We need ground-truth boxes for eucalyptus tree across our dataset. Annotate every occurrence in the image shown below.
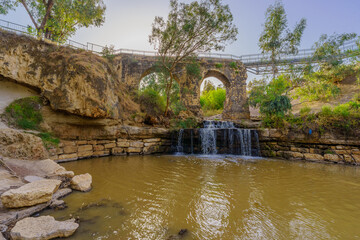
[259,1,307,79]
[0,0,106,42]
[149,0,238,116]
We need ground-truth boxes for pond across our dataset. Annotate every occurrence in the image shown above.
[43,155,360,239]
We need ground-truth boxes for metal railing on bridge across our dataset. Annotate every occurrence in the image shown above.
[1,18,359,74]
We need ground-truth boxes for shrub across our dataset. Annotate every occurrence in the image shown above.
[299,106,311,116]
[137,88,166,116]
[5,96,43,130]
[171,117,198,129]
[186,61,201,79]
[229,62,237,69]
[101,45,115,61]
[200,88,226,110]
[37,132,60,149]
[215,63,223,68]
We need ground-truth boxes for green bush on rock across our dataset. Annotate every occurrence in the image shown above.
[4,96,43,130]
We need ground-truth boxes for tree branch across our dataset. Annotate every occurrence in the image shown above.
[20,0,39,30]
[39,0,54,31]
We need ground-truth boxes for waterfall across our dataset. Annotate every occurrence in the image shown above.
[176,129,184,153]
[173,120,260,156]
[200,127,217,154]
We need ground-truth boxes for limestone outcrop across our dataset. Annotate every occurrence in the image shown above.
[71,173,92,192]
[0,31,139,119]
[10,216,78,240]
[1,179,61,208]
[1,158,74,179]
[0,128,48,160]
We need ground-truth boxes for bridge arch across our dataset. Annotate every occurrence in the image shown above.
[202,69,230,89]
[197,70,231,117]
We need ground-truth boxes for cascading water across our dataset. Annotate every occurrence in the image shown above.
[173,120,261,156]
[176,129,184,153]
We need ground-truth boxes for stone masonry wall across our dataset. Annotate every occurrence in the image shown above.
[49,137,172,162]
[258,128,360,165]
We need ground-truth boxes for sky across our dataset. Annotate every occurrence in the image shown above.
[2,0,360,86]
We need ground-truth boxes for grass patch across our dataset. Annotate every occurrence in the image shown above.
[4,96,43,130]
[215,63,223,69]
[37,132,60,149]
[171,117,198,129]
[203,109,223,117]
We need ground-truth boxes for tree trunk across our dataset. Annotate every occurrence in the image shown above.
[39,0,54,32]
[163,73,174,116]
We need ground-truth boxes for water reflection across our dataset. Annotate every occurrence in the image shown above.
[42,155,360,239]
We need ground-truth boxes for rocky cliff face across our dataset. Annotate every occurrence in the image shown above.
[0,128,48,160]
[0,31,139,119]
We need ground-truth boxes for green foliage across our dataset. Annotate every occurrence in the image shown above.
[259,1,306,78]
[37,132,60,149]
[249,75,292,117]
[137,88,166,116]
[215,63,223,69]
[171,117,198,129]
[287,98,360,133]
[312,33,357,69]
[200,88,226,110]
[294,33,358,102]
[186,61,201,79]
[202,80,215,92]
[149,0,238,115]
[138,72,182,116]
[294,77,340,101]
[101,45,115,62]
[202,109,223,117]
[299,106,311,116]
[0,0,15,14]
[229,62,237,69]
[1,0,106,42]
[5,96,43,130]
[149,0,238,55]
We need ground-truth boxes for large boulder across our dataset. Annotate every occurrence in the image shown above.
[71,173,92,192]
[2,159,74,179]
[10,216,78,240]
[1,179,61,208]
[0,128,48,160]
[0,31,139,119]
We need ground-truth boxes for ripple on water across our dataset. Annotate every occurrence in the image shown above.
[42,155,360,240]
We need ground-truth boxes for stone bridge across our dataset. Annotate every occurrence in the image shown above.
[113,54,249,120]
[0,31,249,120]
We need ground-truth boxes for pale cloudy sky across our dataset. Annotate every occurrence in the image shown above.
[3,0,360,86]
[3,0,360,56]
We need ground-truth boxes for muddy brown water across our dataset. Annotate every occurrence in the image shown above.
[42,155,360,239]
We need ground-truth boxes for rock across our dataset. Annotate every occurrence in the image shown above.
[2,159,74,179]
[324,154,342,162]
[282,151,303,159]
[24,175,45,183]
[0,167,24,194]
[127,147,142,153]
[0,128,48,160]
[0,232,4,240]
[0,188,72,226]
[0,31,139,119]
[10,216,78,240]
[303,153,324,161]
[1,179,61,208]
[71,173,92,192]
[167,229,188,240]
[129,141,144,148]
[49,199,67,210]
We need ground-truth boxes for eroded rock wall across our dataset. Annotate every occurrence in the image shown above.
[0,31,139,119]
[258,128,360,165]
